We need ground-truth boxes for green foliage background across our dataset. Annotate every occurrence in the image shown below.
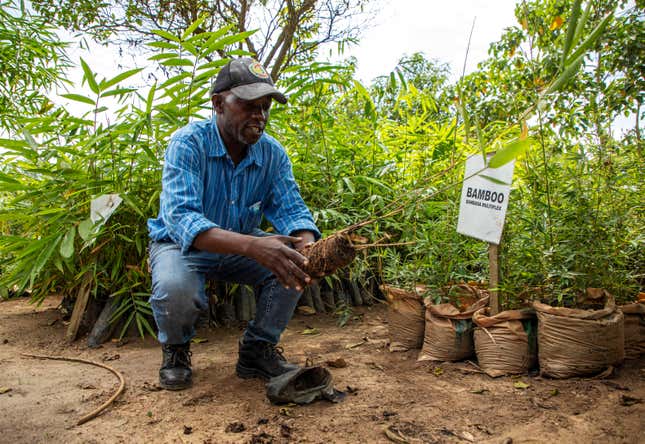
[0,0,642,335]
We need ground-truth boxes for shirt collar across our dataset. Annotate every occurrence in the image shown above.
[210,115,264,167]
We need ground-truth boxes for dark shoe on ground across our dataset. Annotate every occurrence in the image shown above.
[159,343,192,390]
[236,339,299,380]
[266,366,346,405]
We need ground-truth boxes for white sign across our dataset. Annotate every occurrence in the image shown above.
[457,154,515,245]
[90,194,123,224]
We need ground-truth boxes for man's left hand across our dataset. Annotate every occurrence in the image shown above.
[290,230,316,251]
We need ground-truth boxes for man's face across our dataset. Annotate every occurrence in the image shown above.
[213,92,272,148]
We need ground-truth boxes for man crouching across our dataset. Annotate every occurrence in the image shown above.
[147,57,319,390]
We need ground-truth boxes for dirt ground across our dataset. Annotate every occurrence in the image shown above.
[0,296,643,444]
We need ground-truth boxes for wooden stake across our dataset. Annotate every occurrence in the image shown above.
[65,273,93,343]
[488,243,500,315]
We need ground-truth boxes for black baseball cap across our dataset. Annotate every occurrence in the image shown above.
[210,57,287,104]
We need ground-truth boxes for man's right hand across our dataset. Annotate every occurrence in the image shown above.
[245,235,312,291]
[193,228,312,291]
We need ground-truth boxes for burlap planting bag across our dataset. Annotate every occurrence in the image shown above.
[534,288,624,379]
[473,307,537,377]
[382,284,426,352]
[620,301,644,359]
[418,286,489,362]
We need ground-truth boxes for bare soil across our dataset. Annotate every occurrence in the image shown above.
[0,296,643,444]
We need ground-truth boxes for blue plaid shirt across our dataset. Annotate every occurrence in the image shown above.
[148,116,320,253]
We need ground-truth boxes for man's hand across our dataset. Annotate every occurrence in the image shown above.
[290,230,316,251]
[245,235,312,291]
[193,227,315,291]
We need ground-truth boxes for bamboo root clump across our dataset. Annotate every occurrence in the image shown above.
[299,232,357,277]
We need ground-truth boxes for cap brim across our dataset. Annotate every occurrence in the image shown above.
[230,82,287,104]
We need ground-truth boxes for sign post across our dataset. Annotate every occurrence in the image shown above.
[457,154,515,314]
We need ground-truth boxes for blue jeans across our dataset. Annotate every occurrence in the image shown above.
[148,232,302,346]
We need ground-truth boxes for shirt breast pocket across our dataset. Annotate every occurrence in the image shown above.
[240,201,263,233]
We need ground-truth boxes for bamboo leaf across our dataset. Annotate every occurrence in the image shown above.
[31,235,62,282]
[80,57,100,94]
[343,177,356,193]
[100,88,136,98]
[120,194,145,218]
[101,68,143,90]
[146,83,157,115]
[119,311,136,339]
[355,175,392,190]
[60,225,76,259]
[78,218,94,241]
[158,72,192,89]
[488,138,533,168]
[61,93,95,105]
[474,116,486,161]
[479,174,511,186]
[21,128,38,149]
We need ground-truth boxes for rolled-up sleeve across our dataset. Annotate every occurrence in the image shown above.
[264,150,320,240]
[160,137,219,253]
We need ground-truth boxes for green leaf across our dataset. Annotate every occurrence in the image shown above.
[474,116,486,161]
[146,83,157,115]
[301,328,320,335]
[120,194,145,218]
[182,41,198,56]
[160,58,194,67]
[355,175,392,190]
[100,68,143,90]
[513,381,530,389]
[78,218,94,241]
[59,225,76,259]
[148,53,176,61]
[206,30,255,52]
[199,24,235,56]
[181,14,209,41]
[196,59,229,71]
[21,128,38,149]
[80,57,99,94]
[488,138,533,168]
[158,72,192,89]
[146,41,178,50]
[191,337,208,344]
[343,177,355,193]
[152,29,180,42]
[61,93,95,105]
[479,174,511,186]
[100,88,136,98]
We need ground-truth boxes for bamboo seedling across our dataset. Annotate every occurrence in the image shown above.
[300,1,614,278]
